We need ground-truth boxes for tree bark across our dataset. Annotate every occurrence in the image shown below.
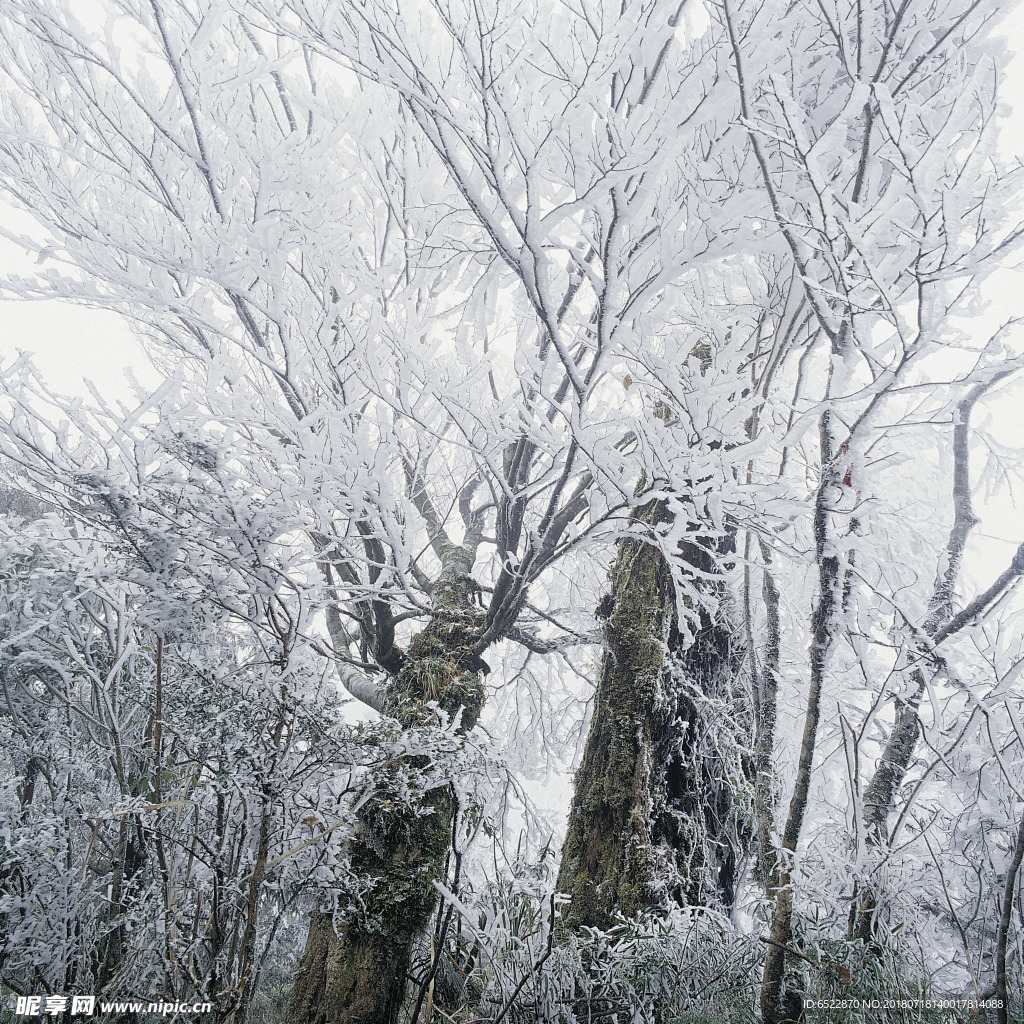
[284,786,455,1024]
[850,678,924,945]
[994,810,1024,1024]
[556,502,743,930]
[285,553,486,1024]
[760,409,844,1024]
[753,541,782,896]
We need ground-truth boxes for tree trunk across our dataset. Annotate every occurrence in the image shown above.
[753,540,782,896]
[850,375,1015,945]
[556,503,743,930]
[849,681,923,945]
[760,415,843,1024]
[994,810,1024,1024]
[284,786,454,1024]
[286,557,486,1024]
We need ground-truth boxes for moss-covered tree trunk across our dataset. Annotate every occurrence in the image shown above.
[556,503,743,930]
[286,551,486,1024]
[283,783,457,1024]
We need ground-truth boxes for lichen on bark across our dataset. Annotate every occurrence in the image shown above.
[556,519,670,930]
[556,503,745,931]
[286,556,487,1024]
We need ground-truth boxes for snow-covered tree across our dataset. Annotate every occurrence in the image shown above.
[0,0,1022,1022]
